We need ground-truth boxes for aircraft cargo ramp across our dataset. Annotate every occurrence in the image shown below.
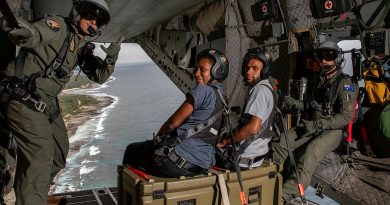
[53,187,118,205]
[311,151,390,205]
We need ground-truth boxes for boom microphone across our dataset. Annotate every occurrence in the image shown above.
[299,77,307,101]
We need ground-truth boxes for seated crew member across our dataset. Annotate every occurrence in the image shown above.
[123,49,229,177]
[271,41,358,203]
[216,49,277,169]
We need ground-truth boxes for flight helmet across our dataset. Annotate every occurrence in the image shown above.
[196,49,229,82]
[314,41,343,65]
[242,48,271,79]
[314,41,343,76]
[70,0,110,28]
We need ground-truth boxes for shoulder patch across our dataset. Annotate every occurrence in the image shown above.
[343,84,354,91]
[45,18,61,32]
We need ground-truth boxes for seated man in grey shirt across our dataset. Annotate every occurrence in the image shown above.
[217,49,277,169]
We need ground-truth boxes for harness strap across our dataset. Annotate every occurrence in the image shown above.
[154,146,206,174]
[14,49,27,79]
[324,72,345,115]
[177,87,227,142]
[177,110,223,141]
[11,87,46,112]
[238,153,267,167]
[6,32,70,115]
[44,32,71,78]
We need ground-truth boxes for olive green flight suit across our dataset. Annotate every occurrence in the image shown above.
[3,15,115,205]
[271,71,359,202]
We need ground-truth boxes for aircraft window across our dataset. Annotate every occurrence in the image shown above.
[338,40,362,77]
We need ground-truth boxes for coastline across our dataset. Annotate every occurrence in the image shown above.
[4,93,115,202]
[63,94,114,137]
[50,93,114,194]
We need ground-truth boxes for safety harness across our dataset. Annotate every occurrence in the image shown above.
[154,86,227,173]
[316,72,346,116]
[226,82,278,167]
[2,32,70,121]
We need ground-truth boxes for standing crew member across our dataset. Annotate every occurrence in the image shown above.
[1,0,121,204]
[271,41,358,203]
[217,49,277,169]
[123,49,229,177]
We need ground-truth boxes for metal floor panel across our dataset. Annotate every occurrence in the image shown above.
[54,187,117,205]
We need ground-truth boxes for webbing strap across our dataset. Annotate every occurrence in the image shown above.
[177,87,226,142]
[44,32,71,77]
[209,169,230,205]
[177,110,223,141]
[238,153,267,167]
[14,49,27,79]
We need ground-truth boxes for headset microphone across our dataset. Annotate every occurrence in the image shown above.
[87,25,102,36]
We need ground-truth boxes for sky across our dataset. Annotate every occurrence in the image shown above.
[94,40,363,70]
[338,40,362,76]
[94,43,153,65]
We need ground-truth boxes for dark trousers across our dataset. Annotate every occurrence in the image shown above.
[123,140,197,178]
[7,100,68,205]
[271,127,342,202]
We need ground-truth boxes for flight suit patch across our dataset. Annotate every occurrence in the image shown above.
[343,84,354,91]
[45,18,61,32]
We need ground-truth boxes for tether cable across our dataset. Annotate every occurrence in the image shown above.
[275,107,307,204]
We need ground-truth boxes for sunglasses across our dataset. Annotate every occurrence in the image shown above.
[315,49,338,61]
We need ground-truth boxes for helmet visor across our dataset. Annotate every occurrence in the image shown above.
[78,2,110,28]
[315,49,338,61]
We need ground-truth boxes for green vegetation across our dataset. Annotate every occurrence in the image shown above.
[59,73,99,119]
[58,93,98,120]
[65,73,98,89]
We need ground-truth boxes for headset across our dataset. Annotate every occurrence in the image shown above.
[196,49,229,82]
[242,48,271,79]
[314,41,344,66]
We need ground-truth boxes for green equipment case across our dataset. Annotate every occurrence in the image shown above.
[117,161,282,205]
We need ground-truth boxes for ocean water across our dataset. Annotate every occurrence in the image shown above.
[54,62,184,192]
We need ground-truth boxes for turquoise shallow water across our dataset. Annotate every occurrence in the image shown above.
[54,62,183,192]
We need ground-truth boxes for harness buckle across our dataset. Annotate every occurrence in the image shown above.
[247,158,254,167]
[52,59,61,69]
[176,157,187,169]
[153,135,163,144]
[6,82,16,91]
[22,94,31,101]
[162,146,173,157]
[35,101,47,112]
[46,71,55,78]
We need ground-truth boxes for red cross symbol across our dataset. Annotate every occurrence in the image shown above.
[325,0,333,10]
[262,4,268,13]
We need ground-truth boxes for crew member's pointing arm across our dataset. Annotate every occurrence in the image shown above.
[79,42,121,84]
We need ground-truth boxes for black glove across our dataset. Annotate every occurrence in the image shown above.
[283,95,304,111]
[299,119,318,138]
[101,43,121,64]
[309,100,322,111]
